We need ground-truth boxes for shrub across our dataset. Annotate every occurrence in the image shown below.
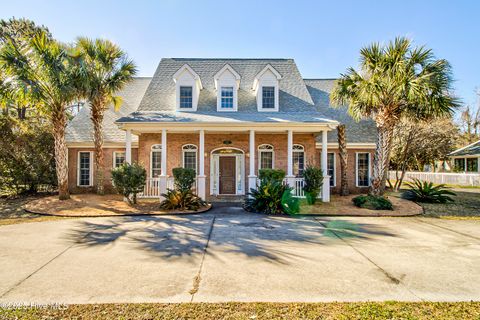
[402,179,456,203]
[111,163,147,204]
[302,166,323,205]
[258,169,286,183]
[159,167,206,211]
[160,189,206,211]
[352,195,393,210]
[245,179,298,215]
[172,167,196,192]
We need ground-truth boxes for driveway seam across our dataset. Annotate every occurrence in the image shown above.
[314,218,424,301]
[414,218,480,241]
[0,226,98,299]
[189,216,216,302]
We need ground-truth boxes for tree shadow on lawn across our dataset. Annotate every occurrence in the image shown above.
[64,214,397,263]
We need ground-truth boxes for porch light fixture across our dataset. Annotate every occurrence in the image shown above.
[223,140,232,145]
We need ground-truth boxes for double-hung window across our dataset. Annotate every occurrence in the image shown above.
[179,86,193,109]
[262,86,275,109]
[113,151,126,168]
[293,144,305,177]
[78,151,92,186]
[258,144,274,171]
[327,152,335,187]
[220,87,234,109]
[151,144,162,178]
[466,158,478,172]
[182,144,197,172]
[356,153,371,187]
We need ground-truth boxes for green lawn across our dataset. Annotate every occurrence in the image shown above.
[1,302,479,320]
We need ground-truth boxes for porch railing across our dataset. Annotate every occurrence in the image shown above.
[283,178,306,198]
[139,177,198,198]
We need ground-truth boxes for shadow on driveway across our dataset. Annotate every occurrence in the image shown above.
[65,212,397,263]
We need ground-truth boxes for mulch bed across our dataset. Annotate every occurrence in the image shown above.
[24,194,211,217]
[299,194,423,217]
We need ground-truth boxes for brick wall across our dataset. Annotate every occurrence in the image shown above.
[67,147,138,193]
[68,135,374,195]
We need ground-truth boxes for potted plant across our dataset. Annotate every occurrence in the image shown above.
[302,166,323,205]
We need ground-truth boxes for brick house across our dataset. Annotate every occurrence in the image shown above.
[66,58,376,202]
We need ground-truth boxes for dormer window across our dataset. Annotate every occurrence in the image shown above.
[262,86,275,109]
[214,64,240,111]
[173,64,202,111]
[221,87,234,109]
[179,86,193,109]
[253,64,282,112]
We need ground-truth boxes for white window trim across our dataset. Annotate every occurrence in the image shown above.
[215,64,240,112]
[257,144,275,172]
[150,144,162,178]
[182,144,198,172]
[217,86,238,112]
[253,64,281,112]
[112,151,126,169]
[77,151,93,187]
[173,64,202,111]
[328,152,336,187]
[292,144,305,177]
[355,152,371,187]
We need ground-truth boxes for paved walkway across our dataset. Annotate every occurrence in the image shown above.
[0,208,479,304]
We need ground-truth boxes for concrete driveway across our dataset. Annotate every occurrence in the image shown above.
[0,208,479,304]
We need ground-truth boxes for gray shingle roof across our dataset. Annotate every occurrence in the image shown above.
[304,79,377,143]
[116,111,337,124]
[449,140,480,156]
[137,58,315,113]
[66,77,151,144]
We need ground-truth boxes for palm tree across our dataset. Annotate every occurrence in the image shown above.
[75,38,137,195]
[331,37,460,195]
[0,31,79,199]
[337,124,349,196]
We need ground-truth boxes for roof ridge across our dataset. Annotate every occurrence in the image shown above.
[304,78,338,81]
[165,58,294,61]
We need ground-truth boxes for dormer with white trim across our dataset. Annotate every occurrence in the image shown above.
[252,64,282,112]
[173,64,202,111]
[214,64,241,112]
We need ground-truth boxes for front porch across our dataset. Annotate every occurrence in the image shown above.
[120,123,334,202]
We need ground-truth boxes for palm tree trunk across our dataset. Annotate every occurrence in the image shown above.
[91,103,105,195]
[371,123,395,196]
[51,108,69,200]
[337,124,349,196]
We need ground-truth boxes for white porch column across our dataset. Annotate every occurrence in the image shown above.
[321,130,330,202]
[125,129,132,164]
[286,130,295,186]
[197,130,206,200]
[248,129,257,192]
[159,129,168,197]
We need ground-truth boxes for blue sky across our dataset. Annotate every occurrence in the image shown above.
[2,0,479,106]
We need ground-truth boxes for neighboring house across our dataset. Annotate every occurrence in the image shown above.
[66,58,377,202]
[449,140,480,173]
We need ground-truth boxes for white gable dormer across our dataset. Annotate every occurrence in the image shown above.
[173,64,203,111]
[252,64,282,112]
[214,64,241,112]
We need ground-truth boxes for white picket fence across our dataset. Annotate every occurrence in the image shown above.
[388,171,480,186]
